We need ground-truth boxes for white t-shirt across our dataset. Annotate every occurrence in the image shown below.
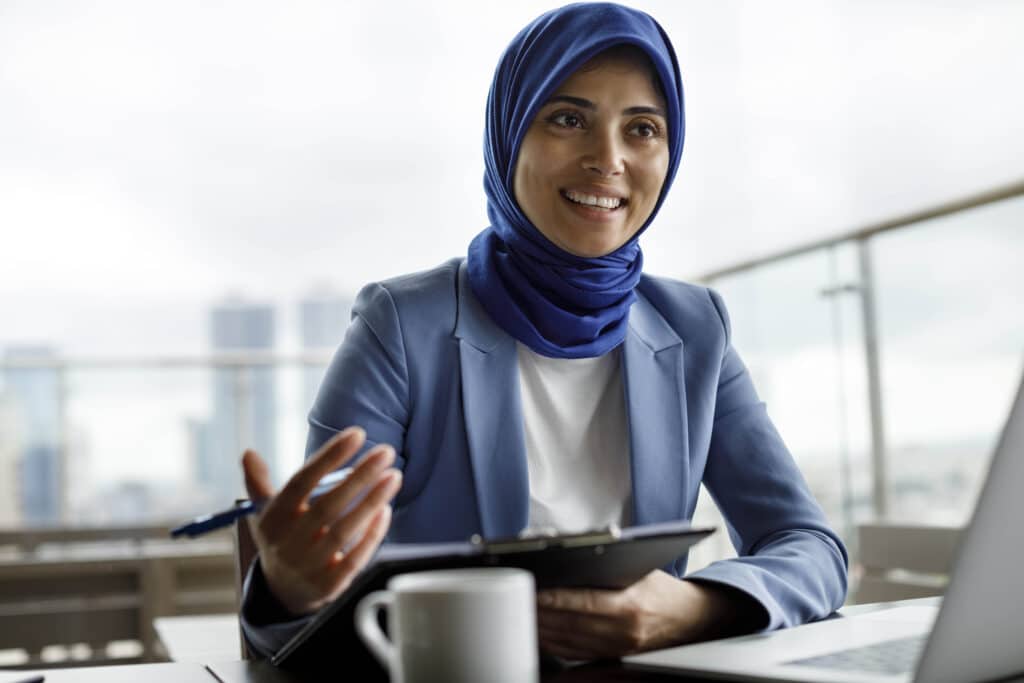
[515,342,632,533]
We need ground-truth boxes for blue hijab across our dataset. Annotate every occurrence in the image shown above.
[466,2,685,359]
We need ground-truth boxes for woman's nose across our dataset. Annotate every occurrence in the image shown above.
[581,129,625,177]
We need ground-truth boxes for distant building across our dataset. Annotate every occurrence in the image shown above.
[299,291,351,412]
[0,394,22,526]
[186,417,212,489]
[196,300,277,501]
[103,480,153,524]
[2,347,63,525]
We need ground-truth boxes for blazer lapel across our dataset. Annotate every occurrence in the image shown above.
[623,292,689,525]
[454,262,529,539]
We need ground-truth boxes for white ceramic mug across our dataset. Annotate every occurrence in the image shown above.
[354,567,539,683]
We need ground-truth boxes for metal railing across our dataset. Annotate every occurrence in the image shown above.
[0,525,235,668]
[2,177,1022,530]
[695,177,1024,522]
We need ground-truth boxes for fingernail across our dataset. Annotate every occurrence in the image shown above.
[369,444,396,463]
[340,426,365,441]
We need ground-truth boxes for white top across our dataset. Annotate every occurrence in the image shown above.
[515,342,632,533]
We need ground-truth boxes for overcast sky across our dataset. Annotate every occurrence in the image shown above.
[2,0,1023,356]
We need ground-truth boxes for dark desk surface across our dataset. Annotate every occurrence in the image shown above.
[201,599,944,683]
[19,598,1024,683]
[206,659,713,683]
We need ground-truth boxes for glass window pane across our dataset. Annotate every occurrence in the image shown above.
[873,196,1024,524]
[697,243,873,558]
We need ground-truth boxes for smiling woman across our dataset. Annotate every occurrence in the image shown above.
[236,1,848,671]
[514,46,670,257]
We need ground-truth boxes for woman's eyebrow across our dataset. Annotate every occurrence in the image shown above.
[545,95,666,118]
[623,105,666,118]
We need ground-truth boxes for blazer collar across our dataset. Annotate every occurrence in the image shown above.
[627,281,684,353]
[454,261,507,353]
[622,287,690,525]
[456,262,528,538]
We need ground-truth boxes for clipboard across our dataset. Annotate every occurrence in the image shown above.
[271,520,714,675]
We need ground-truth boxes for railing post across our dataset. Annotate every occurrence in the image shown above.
[821,245,858,544]
[858,238,889,518]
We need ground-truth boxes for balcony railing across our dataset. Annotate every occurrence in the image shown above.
[0,526,235,668]
[1,179,1022,627]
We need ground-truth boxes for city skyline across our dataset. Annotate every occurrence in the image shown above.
[0,291,353,527]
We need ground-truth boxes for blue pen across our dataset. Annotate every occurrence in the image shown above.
[169,467,353,538]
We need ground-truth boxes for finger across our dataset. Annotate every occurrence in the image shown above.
[242,449,274,501]
[243,451,274,545]
[537,587,618,615]
[303,470,402,569]
[300,444,396,535]
[321,504,393,596]
[265,427,365,524]
[537,605,619,635]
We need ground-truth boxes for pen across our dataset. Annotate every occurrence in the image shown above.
[169,467,353,538]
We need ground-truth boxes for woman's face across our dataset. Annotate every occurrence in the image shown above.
[513,51,670,258]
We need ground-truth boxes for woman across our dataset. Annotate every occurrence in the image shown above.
[240,1,848,664]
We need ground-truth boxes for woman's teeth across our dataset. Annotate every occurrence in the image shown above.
[563,190,622,210]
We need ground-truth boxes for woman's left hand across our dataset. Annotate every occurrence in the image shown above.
[536,570,763,660]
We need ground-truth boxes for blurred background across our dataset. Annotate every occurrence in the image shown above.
[1,0,1022,668]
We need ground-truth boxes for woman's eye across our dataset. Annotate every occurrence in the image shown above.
[549,112,584,128]
[630,121,661,138]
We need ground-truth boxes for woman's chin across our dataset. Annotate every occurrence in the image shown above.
[552,233,631,258]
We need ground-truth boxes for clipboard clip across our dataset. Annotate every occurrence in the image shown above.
[469,524,622,554]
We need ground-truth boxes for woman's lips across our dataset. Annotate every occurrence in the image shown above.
[561,188,626,210]
[560,190,625,221]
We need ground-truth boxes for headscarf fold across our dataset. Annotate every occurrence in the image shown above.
[467,2,685,359]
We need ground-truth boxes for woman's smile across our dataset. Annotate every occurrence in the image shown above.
[513,46,670,258]
[561,187,628,214]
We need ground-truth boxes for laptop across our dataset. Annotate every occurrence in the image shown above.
[625,372,1024,683]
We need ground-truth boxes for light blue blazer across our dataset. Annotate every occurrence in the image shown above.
[242,258,848,655]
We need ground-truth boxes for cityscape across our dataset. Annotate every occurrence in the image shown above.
[0,291,352,529]
[0,289,1000,546]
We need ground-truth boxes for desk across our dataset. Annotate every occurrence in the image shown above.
[0,662,216,683]
[23,598,1024,683]
[152,600,939,666]
[205,659,712,682]
[159,618,710,681]
[154,614,240,663]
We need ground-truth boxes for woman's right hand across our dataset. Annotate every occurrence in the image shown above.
[241,426,402,616]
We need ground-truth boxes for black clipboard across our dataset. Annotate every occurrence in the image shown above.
[271,520,714,676]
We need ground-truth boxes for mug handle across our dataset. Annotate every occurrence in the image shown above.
[355,589,395,668]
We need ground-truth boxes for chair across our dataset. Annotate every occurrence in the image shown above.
[234,506,259,659]
[853,523,962,604]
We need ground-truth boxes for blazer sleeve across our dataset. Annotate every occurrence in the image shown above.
[239,281,411,657]
[684,288,849,630]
